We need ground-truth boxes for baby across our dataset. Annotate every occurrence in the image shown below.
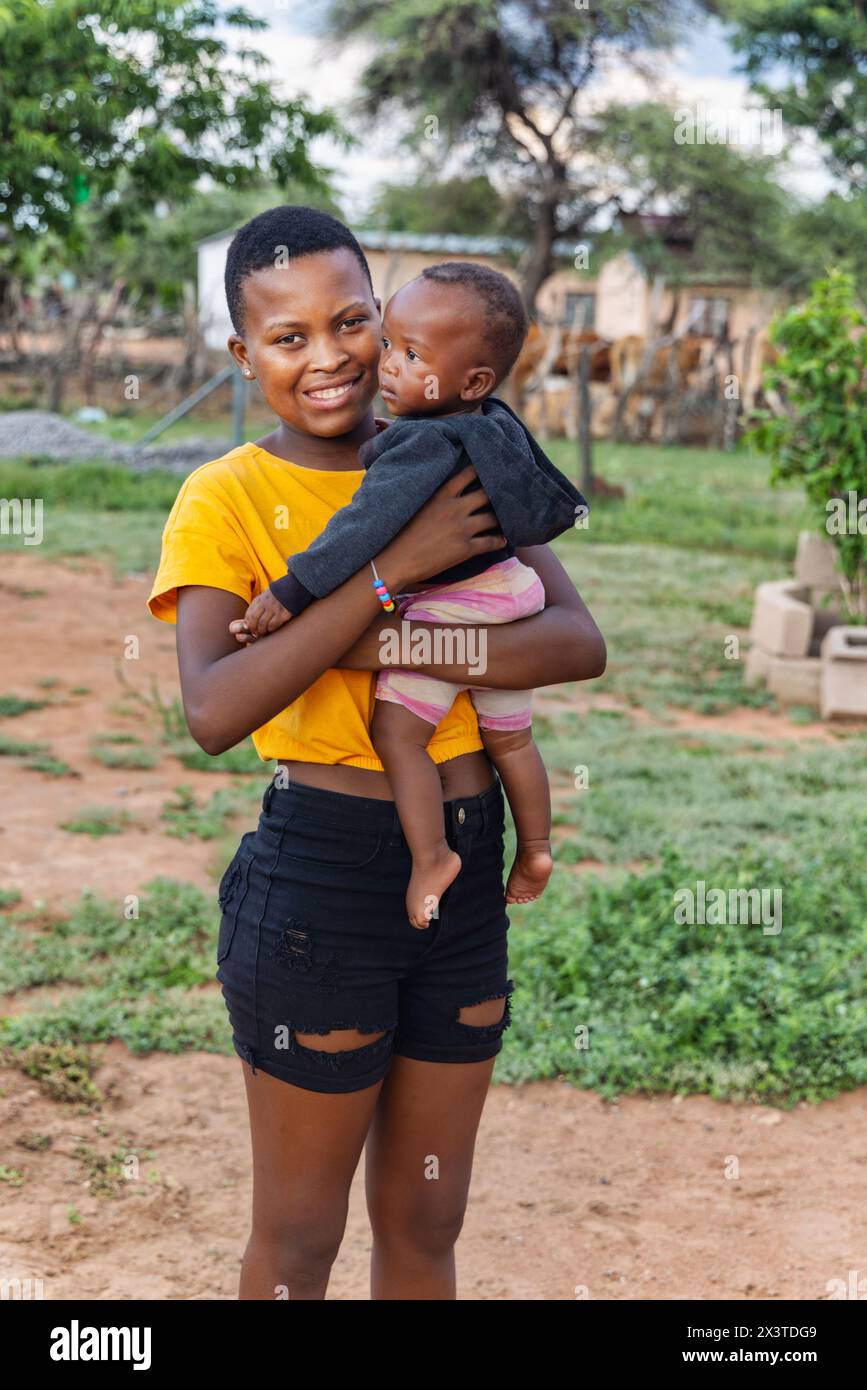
[239,263,588,927]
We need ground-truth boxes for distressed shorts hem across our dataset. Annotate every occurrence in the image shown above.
[231,1036,393,1094]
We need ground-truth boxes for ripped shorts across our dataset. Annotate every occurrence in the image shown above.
[216,775,515,1094]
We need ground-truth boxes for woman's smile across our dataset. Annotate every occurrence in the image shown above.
[303,371,366,410]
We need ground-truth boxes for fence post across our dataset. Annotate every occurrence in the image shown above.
[232,368,247,447]
[577,344,593,497]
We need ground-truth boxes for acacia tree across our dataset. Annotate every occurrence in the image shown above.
[0,0,339,405]
[716,0,867,188]
[0,0,338,260]
[323,0,695,308]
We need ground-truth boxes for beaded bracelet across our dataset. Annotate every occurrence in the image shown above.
[370,559,395,612]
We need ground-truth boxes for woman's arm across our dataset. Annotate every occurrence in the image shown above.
[334,542,607,688]
[175,466,507,754]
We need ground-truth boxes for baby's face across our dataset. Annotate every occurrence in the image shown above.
[378,278,492,416]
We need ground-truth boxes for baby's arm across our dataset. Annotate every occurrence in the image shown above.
[268,423,472,616]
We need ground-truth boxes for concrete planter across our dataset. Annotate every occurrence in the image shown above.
[745,532,860,713]
[820,628,867,718]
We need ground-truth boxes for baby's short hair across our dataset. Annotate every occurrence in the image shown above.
[225,205,373,335]
[420,261,529,382]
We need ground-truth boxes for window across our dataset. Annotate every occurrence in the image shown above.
[689,296,730,338]
[563,292,595,329]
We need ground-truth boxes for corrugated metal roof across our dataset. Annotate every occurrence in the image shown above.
[196,225,578,256]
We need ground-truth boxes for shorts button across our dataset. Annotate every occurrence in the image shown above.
[457,807,466,824]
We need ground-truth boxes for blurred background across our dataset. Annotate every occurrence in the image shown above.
[1,0,865,1302]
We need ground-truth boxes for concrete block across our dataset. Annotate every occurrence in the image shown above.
[795,531,840,589]
[765,654,822,707]
[746,643,821,705]
[749,580,813,659]
[820,626,867,718]
[745,642,772,687]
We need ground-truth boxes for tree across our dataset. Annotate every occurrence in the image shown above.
[593,101,803,290]
[96,179,346,316]
[323,0,696,308]
[0,0,340,266]
[715,0,867,187]
[366,174,532,239]
[748,270,867,621]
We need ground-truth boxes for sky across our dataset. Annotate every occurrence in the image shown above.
[228,3,833,219]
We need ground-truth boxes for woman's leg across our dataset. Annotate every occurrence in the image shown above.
[365,1047,503,1300]
[239,1054,384,1300]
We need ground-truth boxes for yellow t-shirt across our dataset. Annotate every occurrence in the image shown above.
[147,441,484,769]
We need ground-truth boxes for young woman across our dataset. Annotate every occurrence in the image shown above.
[148,207,606,1300]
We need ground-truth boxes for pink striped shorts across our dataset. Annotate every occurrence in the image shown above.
[374,556,546,732]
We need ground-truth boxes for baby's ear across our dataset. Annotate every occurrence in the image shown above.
[461,366,496,402]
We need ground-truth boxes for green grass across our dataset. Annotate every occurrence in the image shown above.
[547,439,815,561]
[546,540,779,714]
[59,807,134,837]
[89,740,160,770]
[73,407,273,446]
[0,736,47,757]
[0,695,47,717]
[0,458,183,511]
[160,780,263,840]
[0,880,229,1066]
[535,709,867,870]
[498,844,867,1103]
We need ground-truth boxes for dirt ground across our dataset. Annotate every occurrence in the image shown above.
[1,555,864,1301]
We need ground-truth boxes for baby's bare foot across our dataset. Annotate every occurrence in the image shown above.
[505,839,553,904]
[407,846,462,929]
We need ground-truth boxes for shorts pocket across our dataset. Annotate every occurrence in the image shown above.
[275,812,385,872]
[217,846,253,963]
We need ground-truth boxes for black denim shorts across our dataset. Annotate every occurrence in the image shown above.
[215,775,515,1094]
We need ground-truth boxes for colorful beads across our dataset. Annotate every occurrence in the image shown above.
[370,562,396,611]
[371,572,395,611]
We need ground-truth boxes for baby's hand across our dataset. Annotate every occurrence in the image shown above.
[232,589,292,643]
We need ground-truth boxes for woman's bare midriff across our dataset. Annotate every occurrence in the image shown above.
[277,749,495,801]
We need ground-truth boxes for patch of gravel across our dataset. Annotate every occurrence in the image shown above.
[0,410,127,461]
[0,410,234,473]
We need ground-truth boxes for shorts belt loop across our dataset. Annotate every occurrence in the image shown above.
[262,781,275,814]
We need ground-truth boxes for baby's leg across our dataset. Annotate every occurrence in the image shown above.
[472,689,553,904]
[370,693,461,930]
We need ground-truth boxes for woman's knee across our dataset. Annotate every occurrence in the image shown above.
[248,1215,345,1278]
[369,1197,466,1258]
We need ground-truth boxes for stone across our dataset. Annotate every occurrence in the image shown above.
[820,626,867,718]
[749,580,813,658]
[794,530,840,589]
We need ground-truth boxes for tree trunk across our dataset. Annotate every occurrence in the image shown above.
[518,192,558,313]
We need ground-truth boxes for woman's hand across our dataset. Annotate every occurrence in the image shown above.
[376,464,505,592]
[335,543,606,688]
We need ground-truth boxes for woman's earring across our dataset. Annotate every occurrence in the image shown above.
[243,369,253,378]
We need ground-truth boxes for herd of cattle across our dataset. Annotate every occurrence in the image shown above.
[506,321,781,445]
